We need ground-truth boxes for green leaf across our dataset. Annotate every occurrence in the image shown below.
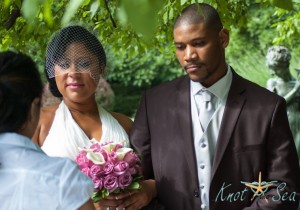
[169,8,174,20]
[82,0,91,6]
[91,189,109,202]
[270,0,293,10]
[181,0,187,6]
[43,0,53,27]
[90,0,99,18]
[163,11,168,24]
[127,181,141,190]
[98,0,105,7]
[4,0,11,8]
[22,0,39,25]
[119,0,163,42]
[61,0,85,25]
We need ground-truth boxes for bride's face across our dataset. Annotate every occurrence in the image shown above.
[54,42,101,103]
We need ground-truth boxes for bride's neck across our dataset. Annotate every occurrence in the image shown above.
[63,98,99,114]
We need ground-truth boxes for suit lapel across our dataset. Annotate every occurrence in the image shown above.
[211,71,246,180]
[175,76,199,183]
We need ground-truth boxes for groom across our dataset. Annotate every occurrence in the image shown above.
[130,3,300,210]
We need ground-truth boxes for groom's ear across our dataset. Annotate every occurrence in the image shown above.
[219,28,229,48]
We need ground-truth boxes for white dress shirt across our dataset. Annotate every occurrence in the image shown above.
[190,65,232,210]
[0,132,94,210]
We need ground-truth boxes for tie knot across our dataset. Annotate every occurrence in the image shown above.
[198,90,213,102]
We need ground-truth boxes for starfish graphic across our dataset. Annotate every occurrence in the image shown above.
[241,171,277,202]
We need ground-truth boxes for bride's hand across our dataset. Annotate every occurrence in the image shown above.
[115,179,157,210]
[95,194,126,210]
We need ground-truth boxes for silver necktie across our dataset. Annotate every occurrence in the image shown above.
[196,90,215,131]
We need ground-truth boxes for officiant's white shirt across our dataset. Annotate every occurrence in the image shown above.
[0,133,94,210]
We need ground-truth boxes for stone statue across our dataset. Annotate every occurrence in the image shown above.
[266,46,300,156]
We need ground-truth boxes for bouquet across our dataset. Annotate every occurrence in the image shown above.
[75,141,143,202]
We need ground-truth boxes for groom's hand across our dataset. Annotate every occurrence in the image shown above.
[116,179,157,210]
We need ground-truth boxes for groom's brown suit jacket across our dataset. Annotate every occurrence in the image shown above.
[130,70,300,210]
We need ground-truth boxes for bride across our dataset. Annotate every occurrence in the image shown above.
[32,25,132,160]
[32,25,132,209]
[32,25,156,210]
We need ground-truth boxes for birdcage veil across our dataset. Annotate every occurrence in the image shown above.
[45,24,106,82]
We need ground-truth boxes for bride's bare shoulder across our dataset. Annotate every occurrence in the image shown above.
[32,104,59,146]
[110,112,133,135]
[41,104,59,117]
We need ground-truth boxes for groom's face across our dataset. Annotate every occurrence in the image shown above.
[173,22,228,87]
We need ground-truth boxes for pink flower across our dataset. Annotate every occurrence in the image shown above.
[93,177,103,191]
[90,164,103,179]
[101,141,113,147]
[108,151,118,163]
[118,171,132,189]
[128,166,137,175]
[103,161,114,174]
[112,144,123,152]
[103,175,118,192]
[123,152,139,167]
[90,143,101,152]
[99,149,108,161]
[75,151,90,169]
[75,142,144,201]
[114,161,129,175]
[81,167,91,177]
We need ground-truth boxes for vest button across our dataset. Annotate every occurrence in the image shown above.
[194,189,200,197]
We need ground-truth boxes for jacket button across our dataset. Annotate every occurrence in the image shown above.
[194,189,200,197]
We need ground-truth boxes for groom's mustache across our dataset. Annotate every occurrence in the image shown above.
[184,61,204,70]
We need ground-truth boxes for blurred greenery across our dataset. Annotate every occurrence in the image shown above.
[0,1,299,205]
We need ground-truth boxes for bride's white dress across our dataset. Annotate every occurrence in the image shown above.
[42,101,130,160]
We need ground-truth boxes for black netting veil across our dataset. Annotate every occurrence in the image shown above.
[45,25,106,97]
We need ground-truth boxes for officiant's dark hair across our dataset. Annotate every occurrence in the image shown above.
[174,3,223,32]
[0,51,43,132]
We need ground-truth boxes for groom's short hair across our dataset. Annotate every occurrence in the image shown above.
[174,3,223,32]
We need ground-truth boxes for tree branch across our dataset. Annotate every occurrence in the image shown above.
[104,0,117,28]
[4,6,21,30]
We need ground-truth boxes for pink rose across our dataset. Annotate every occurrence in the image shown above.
[128,166,137,175]
[103,175,118,192]
[90,164,103,179]
[93,177,103,191]
[123,152,139,167]
[108,151,118,163]
[75,151,90,169]
[118,171,132,189]
[103,161,114,174]
[114,161,129,175]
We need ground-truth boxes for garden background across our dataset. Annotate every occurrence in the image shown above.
[1,0,299,117]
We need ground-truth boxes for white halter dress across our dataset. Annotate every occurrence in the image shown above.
[42,101,130,161]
